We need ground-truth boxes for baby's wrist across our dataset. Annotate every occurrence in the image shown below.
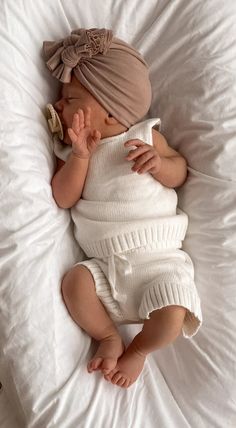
[71,151,90,160]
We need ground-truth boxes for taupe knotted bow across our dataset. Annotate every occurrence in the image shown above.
[43,28,113,83]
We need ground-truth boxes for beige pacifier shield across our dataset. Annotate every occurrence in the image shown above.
[46,103,64,140]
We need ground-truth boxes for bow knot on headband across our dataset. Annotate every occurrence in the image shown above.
[44,29,113,83]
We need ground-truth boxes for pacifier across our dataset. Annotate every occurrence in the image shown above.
[45,103,64,140]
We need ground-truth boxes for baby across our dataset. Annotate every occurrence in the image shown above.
[43,28,202,388]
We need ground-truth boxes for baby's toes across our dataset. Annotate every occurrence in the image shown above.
[111,372,131,387]
[104,367,118,381]
[87,357,103,373]
[121,378,131,388]
[111,372,123,385]
[117,376,127,387]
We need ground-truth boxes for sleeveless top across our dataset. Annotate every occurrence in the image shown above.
[54,119,188,258]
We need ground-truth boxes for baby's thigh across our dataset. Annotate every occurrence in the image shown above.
[61,263,96,300]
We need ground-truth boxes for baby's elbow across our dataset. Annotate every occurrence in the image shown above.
[51,187,78,209]
[51,180,70,209]
[55,198,70,210]
[52,190,69,209]
[182,158,188,184]
[177,157,188,188]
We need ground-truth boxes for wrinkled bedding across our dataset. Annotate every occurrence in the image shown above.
[0,1,236,427]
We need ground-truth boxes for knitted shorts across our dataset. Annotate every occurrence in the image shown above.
[76,246,202,338]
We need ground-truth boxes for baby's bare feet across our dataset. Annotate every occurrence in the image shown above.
[104,341,146,388]
[87,333,125,375]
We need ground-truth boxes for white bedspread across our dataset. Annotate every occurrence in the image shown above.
[0,1,236,427]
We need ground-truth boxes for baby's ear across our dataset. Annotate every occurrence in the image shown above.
[105,113,120,125]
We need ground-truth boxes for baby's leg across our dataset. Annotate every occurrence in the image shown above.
[62,265,124,374]
[105,305,186,388]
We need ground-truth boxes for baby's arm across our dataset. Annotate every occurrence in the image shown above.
[125,129,187,188]
[51,108,101,208]
[51,154,89,209]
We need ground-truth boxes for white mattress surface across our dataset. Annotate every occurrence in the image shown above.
[0,1,236,427]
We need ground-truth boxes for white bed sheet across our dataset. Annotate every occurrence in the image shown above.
[0,1,236,427]
[0,385,20,428]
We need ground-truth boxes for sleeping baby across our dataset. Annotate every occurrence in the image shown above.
[43,28,202,388]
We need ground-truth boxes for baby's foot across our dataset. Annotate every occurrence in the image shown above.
[104,341,146,388]
[87,333,125,375]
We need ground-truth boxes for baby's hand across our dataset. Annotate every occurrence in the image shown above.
[68,107,101,159]
[125,139,162,174]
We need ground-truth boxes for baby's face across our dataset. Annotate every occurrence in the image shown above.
[54,75,108,144]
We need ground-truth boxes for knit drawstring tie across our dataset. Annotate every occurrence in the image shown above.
[107,253,132,303]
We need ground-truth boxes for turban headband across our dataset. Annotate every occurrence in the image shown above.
[43,28,152,127]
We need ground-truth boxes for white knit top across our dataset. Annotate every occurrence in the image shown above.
[54,119,188,258]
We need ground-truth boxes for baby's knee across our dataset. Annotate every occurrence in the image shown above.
[150,305,186,338]
[61,265,93,300]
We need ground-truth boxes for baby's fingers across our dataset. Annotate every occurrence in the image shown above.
[68,127,78,144]
[136,158,157,174]
[84,107,91,128]
[132,151,154,172]
[90,131,100,149]
[125,145,150,161]
[87,130,101,153]
[124,139,145,148]
[93,129,101,144]
[72,109,84,134]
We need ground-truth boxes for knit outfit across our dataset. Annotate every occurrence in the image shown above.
[54,119,202,338]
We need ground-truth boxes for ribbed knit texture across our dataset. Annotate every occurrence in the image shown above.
[77,250,202,338]
[139,272,202,337]
[78,259,124,322]
[70,118,188,256]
